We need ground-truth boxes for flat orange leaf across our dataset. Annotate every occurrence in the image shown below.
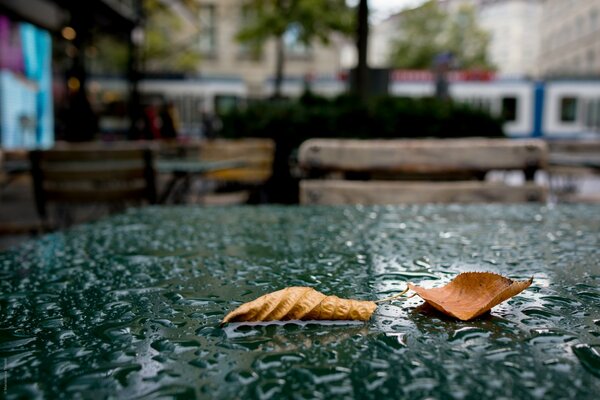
[408,272,533,321]
[222,287,377,324]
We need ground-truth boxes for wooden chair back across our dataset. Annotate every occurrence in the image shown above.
[30,147,156,220]
[298,138,548,205]
[546,139,600,203]
[198,138,275,184]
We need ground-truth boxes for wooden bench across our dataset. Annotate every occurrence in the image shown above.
[299,138,548,205]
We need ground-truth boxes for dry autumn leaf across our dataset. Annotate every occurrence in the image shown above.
[408,272,533,321]
[222,287,377,324]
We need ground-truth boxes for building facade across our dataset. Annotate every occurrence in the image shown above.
[366,13,400,68]
[440,0,543,78]
[539,0,600,77]
[477,0,542,78]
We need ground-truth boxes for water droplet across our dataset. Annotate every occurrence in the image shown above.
[521,307,559,319]
[449,327,490,343]
[255,378,284,399]
[572,344,600,377]
[413,257,431,269]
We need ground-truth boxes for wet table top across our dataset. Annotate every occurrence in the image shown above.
[1,205,599,399]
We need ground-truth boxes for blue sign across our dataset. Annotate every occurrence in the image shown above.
[0,17,53,149]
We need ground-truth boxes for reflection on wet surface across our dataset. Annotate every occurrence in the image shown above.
[1,204,599,399]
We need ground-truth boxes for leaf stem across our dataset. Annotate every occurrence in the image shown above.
[374,287,410,304]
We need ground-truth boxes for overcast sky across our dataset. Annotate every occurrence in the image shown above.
[371,0,428,14]
[347,0,429,20]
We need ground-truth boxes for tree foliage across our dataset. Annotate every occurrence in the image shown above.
[389,0,492,70]
[142,0,202,72]
[237,0,352,43]
[237,0,354,96]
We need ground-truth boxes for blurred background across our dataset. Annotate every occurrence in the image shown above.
[2,0,599,144]
[1,0,600,248]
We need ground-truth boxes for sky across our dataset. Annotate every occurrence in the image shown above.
[349,0,429,21]
[371,0,428,14]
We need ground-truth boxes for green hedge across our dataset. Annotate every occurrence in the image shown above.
[219,93,504,146]
[219,93,505,203]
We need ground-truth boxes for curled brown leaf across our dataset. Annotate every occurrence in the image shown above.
[408,272,533,321]
[222,287,377,324]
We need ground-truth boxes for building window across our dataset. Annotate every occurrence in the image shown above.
[198,4,216,56]
[283,23,310,57]
[588,50,596,69]
[560,97,578,123]
[576,16,584,37]
[501,96,518,122]
[591,9,599,31]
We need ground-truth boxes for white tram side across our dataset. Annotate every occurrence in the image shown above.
[543,81,600,138]
[140,77,246,127]
[389,79,535,137]
[90,76,247,138]
[91,74,600,139]
[263,76,347,98]
[450,82,535,137]
[390,76,600,139]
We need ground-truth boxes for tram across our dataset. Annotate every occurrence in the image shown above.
[90,72,600,139]
[89,75,247,138]
[389,71,600,138]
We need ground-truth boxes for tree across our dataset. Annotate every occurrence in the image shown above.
[237,0,353,98]
[389,0,492,70]
[142,0,202,72]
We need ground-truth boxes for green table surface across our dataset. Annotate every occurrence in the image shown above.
[1,205,599,399]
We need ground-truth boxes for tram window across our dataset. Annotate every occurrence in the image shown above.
[214,95,239,115]
[194,97,204,122]
[501,96,518,122]
[586,99,600,130]
[482,99,492,113]
[585,101,593,128]
[560,97,578,122]
[468,97,491,112]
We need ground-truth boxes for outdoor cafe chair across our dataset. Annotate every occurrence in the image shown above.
[196,138,275,204]
[29,147,156,228]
